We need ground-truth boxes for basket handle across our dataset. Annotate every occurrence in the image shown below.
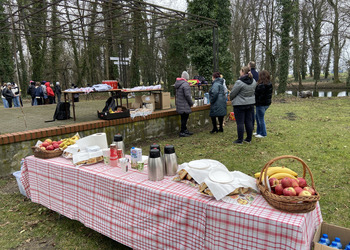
[258,155,316,190]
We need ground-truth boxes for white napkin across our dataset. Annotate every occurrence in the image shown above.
[204,171,260,200]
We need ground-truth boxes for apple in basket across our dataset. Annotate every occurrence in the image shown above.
[281,177,293,188]
[41,142,50,148]
[52,143,60,149]
[294,187,303,195]
[291,179,299,188]
[297,177,308,188]
[44,139,53,144]
[283,187,297,196]
[299,190,312,197]
[275,184,284,195]
[303,186,315,195]
[46,145,55,151]
[269,177,279,188]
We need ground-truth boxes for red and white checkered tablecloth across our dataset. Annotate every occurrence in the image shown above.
[21,156,322,250]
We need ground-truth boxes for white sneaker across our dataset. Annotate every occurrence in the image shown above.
[253,132,257,135]
[255,134,266,138]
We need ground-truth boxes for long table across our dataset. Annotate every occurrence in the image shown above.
[21,156,322,250]
[63,89,163,121]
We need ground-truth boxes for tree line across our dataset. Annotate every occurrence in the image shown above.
[0,0,349,96]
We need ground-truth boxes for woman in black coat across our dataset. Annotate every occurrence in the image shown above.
[175,71,194,137]
[255,70,273,138]
[209,72,227,133]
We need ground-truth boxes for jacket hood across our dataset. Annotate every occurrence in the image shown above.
[239,75,254,85]
[175,78,188,89]
[213,77,224,85]
[45,82,50,87]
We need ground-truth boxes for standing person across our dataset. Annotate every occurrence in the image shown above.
[249,61,259,134]
[249,61,259,82]
[1,83,9,108]
[35,82,44,105]
[11,83,21,107]
[45,82,55,104]
[54,82,62,103]
[41,81,48,104]
[2,83,14,108]
[175,71,194,137]
[209,72,227,133]
[27,81,36,106]
[230,66,257,144]
[50,82,56,103]
[255,70,273,138]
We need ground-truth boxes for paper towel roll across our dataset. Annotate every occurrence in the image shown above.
[76,133,108,151]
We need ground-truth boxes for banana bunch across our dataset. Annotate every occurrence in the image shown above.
[59,134,80,150]
[254,166,298,180]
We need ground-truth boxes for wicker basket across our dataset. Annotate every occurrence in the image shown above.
[257,155,320,213]
[32,146,63,159]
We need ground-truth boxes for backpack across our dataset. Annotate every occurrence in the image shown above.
[45,102,70,122]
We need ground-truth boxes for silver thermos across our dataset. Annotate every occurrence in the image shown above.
[164,145,178,176]
[150,143,164,173]
[148,148,164,181]
[113,134,125,157]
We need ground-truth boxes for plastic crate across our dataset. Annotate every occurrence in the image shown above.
[102,80,118,89]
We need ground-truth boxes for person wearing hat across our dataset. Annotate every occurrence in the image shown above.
[2,83,14,108]
[175,71,194,137]
[1,83,9,108]
[54,82,62,103]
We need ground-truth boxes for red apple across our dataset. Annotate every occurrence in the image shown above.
[53,143,60,149]
[44,139,52,144]
[303,186,315,195]
[281,177,293,188]
[52,141,57,144]
[269,177,279,188]
[299,190,312,196]
[283,187,297,196]
[46,145,54,151]
[297,177,308,188]
[294,186,303,195]
[275,184,284,195]
[41,142,49,148]
[57,140,63,145]
[291,179,299,188]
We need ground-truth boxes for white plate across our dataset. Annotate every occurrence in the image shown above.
[209,169,233,184]
[188,160,209,169]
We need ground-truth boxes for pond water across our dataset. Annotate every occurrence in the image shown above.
[281,90,350,97]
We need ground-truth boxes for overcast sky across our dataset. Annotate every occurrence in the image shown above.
[145,0,187,12]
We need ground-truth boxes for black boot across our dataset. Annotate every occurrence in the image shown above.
[218,127,224,132]
[184,130,193,135]
[210,128,218,134]
[179,132,190,137]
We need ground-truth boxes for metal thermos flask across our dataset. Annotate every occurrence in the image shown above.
[113,134,125,157]
[150,143,164,173]
[148,148,164,181]
[164,145,178,176]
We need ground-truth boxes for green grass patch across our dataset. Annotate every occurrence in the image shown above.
[1,96,349,248]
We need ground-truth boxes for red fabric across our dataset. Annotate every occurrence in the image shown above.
[45,82,55,96]
[21,156,322,250]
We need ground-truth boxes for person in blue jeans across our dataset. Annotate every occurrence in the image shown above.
[255,70,273,138]
[230,66,257,144]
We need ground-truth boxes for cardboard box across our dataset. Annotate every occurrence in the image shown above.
[313,222,350,250]
[131,102,141,109]
[154,92,171,110]
[134,95,142,104]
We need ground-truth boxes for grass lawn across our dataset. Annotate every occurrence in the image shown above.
[1,95,349,249]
